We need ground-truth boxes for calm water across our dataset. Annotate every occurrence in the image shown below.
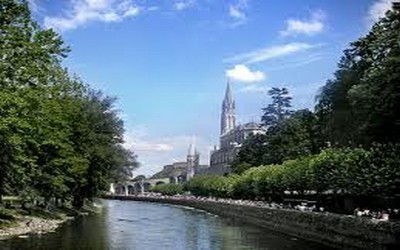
[0,199,332,250]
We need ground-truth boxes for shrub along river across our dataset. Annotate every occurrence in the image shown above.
[0,199,333,250]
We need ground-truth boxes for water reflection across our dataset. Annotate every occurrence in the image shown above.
[0,199,331,250]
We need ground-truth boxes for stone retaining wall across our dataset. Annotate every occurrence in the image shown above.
[104,195,400,250]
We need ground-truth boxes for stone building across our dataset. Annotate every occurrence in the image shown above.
[209,82,266,174]
[152,144,208,182]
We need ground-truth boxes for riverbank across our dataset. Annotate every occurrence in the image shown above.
[104,194,400,250]
[0,215,70,240]
[0,205,100,240]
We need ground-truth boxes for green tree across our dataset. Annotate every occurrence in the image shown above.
[316,7,400,146]
[261,87,292,127]
[234,109,321,169]
[0,0,138,207]
[262,109,320,164]
[0,0,68,202]
[232,134,267,174]
[65,91,137,207]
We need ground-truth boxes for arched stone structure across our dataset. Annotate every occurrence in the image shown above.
[143,182,151,192]
[110,177,171,195]
[127,185,135,195]
[177,174,186,184]
[115,184,126,195]
[169,176,178,184]
[134,183,142,194]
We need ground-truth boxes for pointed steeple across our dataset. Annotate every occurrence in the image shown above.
[224,80,233,106]
[221,81,236,135]
[188,143,195,156]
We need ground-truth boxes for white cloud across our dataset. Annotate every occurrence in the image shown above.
[229,5,245,20]
[225,42,317,64]
[267,53,324,72]
[368,0,394,25]
[124,125,173,152]
[124,125,212,176]
[281,10,325,36]
[44,0,141,32]
[126,138,174,152]
[226,64,265,83]
[174,0,196,11]
[228,0,249,27]
[86,0,110,10]
[123,6,140,17]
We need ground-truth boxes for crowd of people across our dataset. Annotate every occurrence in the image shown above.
[353,208,400,221]
[131,192,399,222]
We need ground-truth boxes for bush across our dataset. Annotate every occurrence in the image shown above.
[185,175,230,197]
[151,184,184,196]
[185,145,400,205]
[310,146,400,197]
[310,148,370,194]
[281,157,315,194]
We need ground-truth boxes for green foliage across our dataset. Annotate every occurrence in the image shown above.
[235,7,400,172]
[0,0,138,208]
[185,175,231,197]
[232,134,267,173]
[263,109,321,164]
[311,148,370,194]
[0,208,16,220]
[261,87,292,127]
[234,109,321,169]
[316,8,400,146]
[281,157,315,194]
[151,184,184,196]
[186,146,400,202]
[231,162,253,175]
[188,9,400,204]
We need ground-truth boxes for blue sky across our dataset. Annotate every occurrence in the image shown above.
[29,0,394,176]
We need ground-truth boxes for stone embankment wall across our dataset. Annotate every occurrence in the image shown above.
[104,195,400,250]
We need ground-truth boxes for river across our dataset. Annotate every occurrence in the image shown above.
[0,199,332,249]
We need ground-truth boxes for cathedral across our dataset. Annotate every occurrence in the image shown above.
[153,81,265,179]
[209,82,266,174]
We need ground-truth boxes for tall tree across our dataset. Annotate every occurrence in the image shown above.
[316,6,400,146]
[234,109,321,171]
[0,0,68,202]
[262,109,320,164]
[232,134,268,174]
[261,87,293,127]
[0,0,138,207]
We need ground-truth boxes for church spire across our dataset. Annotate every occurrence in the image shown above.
[188,143,195,156]
[221,81,236,135]
[224,80,233,106]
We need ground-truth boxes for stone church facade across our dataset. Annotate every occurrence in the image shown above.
[209,82,266,175]
[152,81,266,179]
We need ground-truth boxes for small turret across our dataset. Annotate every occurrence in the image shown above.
[186,144,195,180]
